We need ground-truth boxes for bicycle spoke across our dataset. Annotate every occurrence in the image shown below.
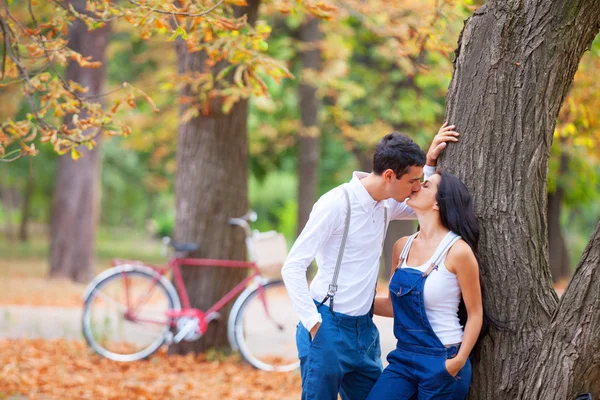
[93,288,128,313]
[82,269,178,362]
[233,280,300,372]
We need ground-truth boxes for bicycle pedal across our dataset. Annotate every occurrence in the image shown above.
[174,317,202,343]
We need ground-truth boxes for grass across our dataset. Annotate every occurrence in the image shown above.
[1,226,164,267]
[0,227,164,307]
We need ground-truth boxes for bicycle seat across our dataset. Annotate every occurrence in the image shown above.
[170,242,200,253]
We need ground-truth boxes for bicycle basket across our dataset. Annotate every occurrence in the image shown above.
[252,230,288,273]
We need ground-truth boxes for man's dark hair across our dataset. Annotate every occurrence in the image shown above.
[372,132,426,178]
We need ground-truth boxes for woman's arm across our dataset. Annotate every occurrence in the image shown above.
[445,240,483,375]
[373,236,409,318]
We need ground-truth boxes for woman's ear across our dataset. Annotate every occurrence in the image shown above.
[433,202,440,211]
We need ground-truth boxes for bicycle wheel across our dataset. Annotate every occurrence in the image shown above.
[229,279,300,372]
[82,266,181,362]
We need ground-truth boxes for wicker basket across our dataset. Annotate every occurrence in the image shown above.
[252,230,288,276]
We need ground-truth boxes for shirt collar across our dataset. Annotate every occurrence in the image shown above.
[348,171,389,212]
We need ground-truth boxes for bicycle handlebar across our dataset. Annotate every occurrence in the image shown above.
[160,211,258,258]
[228,210,257,237]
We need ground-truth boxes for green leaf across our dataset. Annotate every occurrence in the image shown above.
[168,26,188,42]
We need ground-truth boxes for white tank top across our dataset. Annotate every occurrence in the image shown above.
[400,231,464,345]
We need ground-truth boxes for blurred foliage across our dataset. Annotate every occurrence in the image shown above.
[0,0,597,270]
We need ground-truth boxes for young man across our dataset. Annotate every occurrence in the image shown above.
[281,124,459,400]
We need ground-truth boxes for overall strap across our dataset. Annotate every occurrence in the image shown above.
[319,187,351,312]
[422,232,462,277]
[397,233,418,270]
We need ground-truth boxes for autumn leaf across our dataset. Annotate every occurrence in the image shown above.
[71,148,81,160]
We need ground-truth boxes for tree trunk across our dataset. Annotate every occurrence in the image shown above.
[19,172,34,242]
[170,1,260,354]
[440,1,600,398]
[296,17,322,235]
[0,182,15,241]
[49,0,109,283]
[548,143,570,282]
[523,220,600,399]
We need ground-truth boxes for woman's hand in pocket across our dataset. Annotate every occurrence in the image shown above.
[445,356,466,377]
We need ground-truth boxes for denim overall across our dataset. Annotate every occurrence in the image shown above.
[367,232,472,400]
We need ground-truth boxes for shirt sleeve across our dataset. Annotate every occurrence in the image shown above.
[423,165,436,179]
[389,165,436,220]
[281,189,344,331]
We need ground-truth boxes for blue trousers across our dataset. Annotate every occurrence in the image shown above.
[296,303,383,400]
[366,344,472,400]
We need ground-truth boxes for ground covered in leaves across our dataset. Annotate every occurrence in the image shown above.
[0,339,301,399]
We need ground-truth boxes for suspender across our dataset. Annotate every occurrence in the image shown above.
[319,187,388,313]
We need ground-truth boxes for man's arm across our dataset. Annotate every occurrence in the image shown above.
[390,122,460,220]
[281,189,343,334]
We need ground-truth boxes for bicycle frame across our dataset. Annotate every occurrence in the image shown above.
[109,210,279,338]
[112,255,265,335]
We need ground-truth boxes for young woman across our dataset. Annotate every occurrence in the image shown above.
[367,171,483,400]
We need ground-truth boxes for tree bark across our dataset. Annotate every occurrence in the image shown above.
[296,17,322,235]
[170,0,260,354]
[523,220,600,399]
[49,0,109,283]
[18,172,34,242]
[440,1,600,398]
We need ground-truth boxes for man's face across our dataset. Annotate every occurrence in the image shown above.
[387,165,423,202]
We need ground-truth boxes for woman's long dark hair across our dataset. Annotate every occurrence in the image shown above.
[435,171,500,359]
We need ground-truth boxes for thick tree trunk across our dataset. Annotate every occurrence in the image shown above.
[440,1,600,398]
[18,172,34,242]
[548,145,570,282]
[523,220,600,399]
[49,1,109,283]
[296,17,322,235]
[170,1,260,354]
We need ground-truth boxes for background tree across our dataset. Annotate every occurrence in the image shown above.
[49,0,110,282]
[296,15,322,235]
[548,35,600,282]
[170,0,267,354]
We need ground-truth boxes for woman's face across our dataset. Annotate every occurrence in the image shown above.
[406,173,441,211]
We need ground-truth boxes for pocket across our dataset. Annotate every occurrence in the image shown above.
[364,323,381,361]
[442,357,458,379]
[389,280,415,297]
[389,280,427,332]
[309,322,325,347]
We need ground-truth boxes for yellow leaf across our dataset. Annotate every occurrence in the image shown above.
[71,148,81,160]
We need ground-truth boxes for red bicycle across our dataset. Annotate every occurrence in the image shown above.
[81,211,299,372]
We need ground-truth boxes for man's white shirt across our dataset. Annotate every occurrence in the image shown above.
[282,166,436,331]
